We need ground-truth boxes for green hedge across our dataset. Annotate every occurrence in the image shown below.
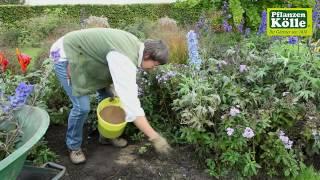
[0,4,204,26]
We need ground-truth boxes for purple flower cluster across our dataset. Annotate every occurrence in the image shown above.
[242,127,255,139]
[288,36,298,45]
[221,1,233,33]
[186,30,202,69]
[195,15,209,32]
[50,48,61,62]
[237,22,244,33]
[229,107,240,116]
[257,11,267,35]
[1,82,34,112]
[222,1,229,14]
[278,130,293,149]
[313,0,320,29]
[223,20,233,32]
[226,127,234,136]
[9,82,33,109]
[156,71,177,84]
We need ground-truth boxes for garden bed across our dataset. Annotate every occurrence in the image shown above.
[45,125,211,179]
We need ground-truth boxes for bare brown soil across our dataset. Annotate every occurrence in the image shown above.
[45,125,212,180]
[99,106,125,124]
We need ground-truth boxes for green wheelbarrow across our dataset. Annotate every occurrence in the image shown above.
[0,106,55,179]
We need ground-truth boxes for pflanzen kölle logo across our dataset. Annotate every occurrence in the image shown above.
[267,8,312,36]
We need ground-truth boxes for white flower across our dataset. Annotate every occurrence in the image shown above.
[282,92,290,97]
[312,129,318,136]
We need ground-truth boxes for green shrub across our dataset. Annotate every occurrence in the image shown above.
[0,4,203,27]
[1,10,78,47]
[27,139,58,166]
[293,166,320,180]
[138,35,320,178]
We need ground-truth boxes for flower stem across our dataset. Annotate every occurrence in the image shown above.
[0,71,6,83]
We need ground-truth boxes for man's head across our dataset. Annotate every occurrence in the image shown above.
[142,39,168,70]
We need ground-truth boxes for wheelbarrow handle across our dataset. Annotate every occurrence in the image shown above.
[41,162,66,180]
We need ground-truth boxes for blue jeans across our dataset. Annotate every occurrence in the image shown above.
[54,61,113,150]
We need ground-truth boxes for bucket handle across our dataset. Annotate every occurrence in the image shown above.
[41,162,66,180]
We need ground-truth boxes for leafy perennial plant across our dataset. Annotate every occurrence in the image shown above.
[138,33,320,178]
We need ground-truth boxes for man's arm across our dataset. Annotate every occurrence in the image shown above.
[106,51,171,154]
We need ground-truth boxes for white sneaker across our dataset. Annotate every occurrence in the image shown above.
[69,149,86,164]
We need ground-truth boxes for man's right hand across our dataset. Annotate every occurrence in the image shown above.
[149,135,172,155]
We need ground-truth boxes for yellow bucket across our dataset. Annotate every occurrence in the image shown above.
[97,97,127,139]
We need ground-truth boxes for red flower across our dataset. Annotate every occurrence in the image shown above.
[0,52,9,72]
[16,48,31,73]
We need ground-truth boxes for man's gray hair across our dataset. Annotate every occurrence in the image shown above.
[143,39,169,65]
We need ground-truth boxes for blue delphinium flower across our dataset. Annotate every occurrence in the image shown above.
[288,36,298,44]
[257,10,267,35]
[186,30,202,69]
[8,82,33,109]
[222,1,229,14]
[237,22,244,33]
[313,0,320,29]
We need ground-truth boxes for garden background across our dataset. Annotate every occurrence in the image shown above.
[1,0,320,179]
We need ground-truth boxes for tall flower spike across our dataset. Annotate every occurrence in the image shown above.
[0,52,9,72]
[313,0,320,29]
[257,11,267,35]
[223,20,232,32]
[16,48,31,73]
[186,30,202,69]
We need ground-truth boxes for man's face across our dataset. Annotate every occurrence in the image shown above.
[141,59,160,71]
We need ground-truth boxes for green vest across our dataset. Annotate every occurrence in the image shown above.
[63,28,142,96]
